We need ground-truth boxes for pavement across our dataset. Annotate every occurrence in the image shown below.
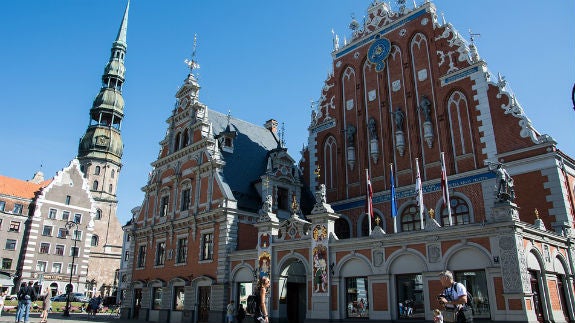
[0,311,140,323]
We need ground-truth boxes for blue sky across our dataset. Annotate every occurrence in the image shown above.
[1,1,573,225]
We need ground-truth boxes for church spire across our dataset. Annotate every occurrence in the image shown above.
[115,0,129,48]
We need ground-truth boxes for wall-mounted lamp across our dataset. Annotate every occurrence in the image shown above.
[493,256,499,264]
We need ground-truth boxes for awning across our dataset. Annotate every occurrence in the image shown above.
[0,274,14,287]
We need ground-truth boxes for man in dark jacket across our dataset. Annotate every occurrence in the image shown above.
[15,282,36,323]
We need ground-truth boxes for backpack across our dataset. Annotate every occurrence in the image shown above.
[453,283,473,311]
[246,294,258,315]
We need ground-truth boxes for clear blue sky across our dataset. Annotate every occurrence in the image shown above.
[1,1,573,225]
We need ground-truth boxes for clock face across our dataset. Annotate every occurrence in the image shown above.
[367,38,391,72]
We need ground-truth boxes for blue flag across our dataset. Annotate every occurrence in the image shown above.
[390,164,397,218]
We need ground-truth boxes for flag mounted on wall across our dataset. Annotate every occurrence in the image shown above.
[365,169,374,219]
[414,158,424,229]
[440,152,453,226]
[390,163,398,233]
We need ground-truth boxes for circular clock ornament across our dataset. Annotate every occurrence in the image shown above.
[367,37,391,72]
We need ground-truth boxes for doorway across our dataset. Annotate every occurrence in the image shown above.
[198,286,210,323]
[529,271,544,323]
[279,260,307,323]
[133,288,142,319]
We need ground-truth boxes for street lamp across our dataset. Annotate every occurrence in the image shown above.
[63,220,79,317]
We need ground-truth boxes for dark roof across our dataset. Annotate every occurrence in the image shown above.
[209,110,281,212]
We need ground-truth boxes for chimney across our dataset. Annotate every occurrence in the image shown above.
[264,119,278,134]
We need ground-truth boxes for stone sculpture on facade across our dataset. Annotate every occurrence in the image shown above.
[494,163,515,202]
[394,108,406,156]
[419,96,434,148]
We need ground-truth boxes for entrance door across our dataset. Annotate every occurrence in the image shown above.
[133,288,142,319]
[529,271,544,323]
[198,286,210,323]
[286,282,306,323]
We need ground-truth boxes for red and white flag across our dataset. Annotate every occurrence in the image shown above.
[440,152,453,226]
[414,158,424,229]
[366,169,374,219]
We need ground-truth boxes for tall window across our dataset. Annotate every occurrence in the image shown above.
[55,245,65,256]
[70,246,79,257]
[95,209,102,220]
[441,197,471,225]
[111,169,115,178]
[176,237,188,264]
[67,264,77,275]
[173,286,185,311]
[181,189,191,211]
[13,204,23,214]
[124,251,130,261]
[95,166,101,175]
[401,204,424,232]
[65,195,71,205]
[42,225,53,236]
[155,241,166,266]
[109,184,113,193]
[5,239,17,250]
[91,235,99,246]
[62,211,70,221]
[36,261,47,272]
[73,230,82,240]
[324,136,337,189]
[152,287,163,310]
[396,274,424,319]
[201,233,213,261]
[277,187,289,211]
[93,180,99,190]
[48,208,57,219]
[137,245,147,268]
[335,218,351,239]
[74,213,82,224]
[1,258,12,270]
[39,243,50,254]
[52,263,62,273]
[160,196,169,217]
[9,221,20,232]
[346,277,369,318]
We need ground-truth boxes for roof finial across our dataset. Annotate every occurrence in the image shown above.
[441,12,446,25]
[184,33,200,75]
[114,0,130,47]
[468,29,481,62]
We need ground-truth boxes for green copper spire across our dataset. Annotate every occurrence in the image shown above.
[114,0,129,49]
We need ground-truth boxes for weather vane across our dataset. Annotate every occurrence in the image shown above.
[184,33,200,73]
[314,166,321,180]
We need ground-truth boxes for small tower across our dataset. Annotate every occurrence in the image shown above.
[77,1,129,296]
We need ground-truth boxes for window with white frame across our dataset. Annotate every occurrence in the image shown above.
[39,243,50,254]
[42,225,53,236]
[1,258,12,270]
[62,211,70,221]
[36,261,47,272]
[73,230,82,241]
[55,245,65,256]
[201,232,213,261]
[74,213,82,224]
[48,208,57,219]
[58,228,67,238]
[67,264,77,275]
[70,246,79,257]
[52,262,62,273]
[0,201,5,212]
[5,239,17,250]
[91,235,99,246]
[13,203,23,214]
[9,221,20,232]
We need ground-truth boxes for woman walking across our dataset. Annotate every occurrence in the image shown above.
[40,287,51,323]
[254,276,271,323]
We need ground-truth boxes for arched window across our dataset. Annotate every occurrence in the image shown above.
[95,166,101,175]
[174,132,181,152]
[109,184,113,193]
[334,217,350,239]
[111,169,115,178]
[91,235,99,246]
[182,130,189,147]
[92,180,99,191]
[361,214,383,236]
[95,209,102,220]
[440,197,471,225]
[401,204,424,232]
[323,136,337,189]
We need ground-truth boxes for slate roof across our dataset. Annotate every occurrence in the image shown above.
[0,175,50,199]
[209,110,282,212]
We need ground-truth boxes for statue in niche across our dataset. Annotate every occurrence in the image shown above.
[368,118,377,139]
[346,125,356,146]
[315,184,327,205]
[419,96,432,122]
[493,163,515,202]
[394,108,405,130]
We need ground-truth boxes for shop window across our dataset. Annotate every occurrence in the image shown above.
[345,277,369,318]
[173,286,185,311]
[396,274,424,319]
[454,270,490,319]
[152,287,163,310]
[401,204,424,232]
[441,197,471,225]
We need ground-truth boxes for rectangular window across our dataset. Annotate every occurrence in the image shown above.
[1,258,12,270]
[155,241,166,266]
[55,245,65,256]
[39,243,50,254]
[65,195,71,205]
[173,286,185,311]
[137,245,146,268]
[52,263,62,273]
[58,228,67,238]
[70,246,79,257]
[181,189,190,211]
[42,225,53,236]
[201,233,213,261]
[124,251,130,261]
[13,203,23,214]
[152,287,163,310]
[48,208,57,219]
[9,221,20,232]
[5,239,17,250]
[67,264,77,275]
[0,201,5,212]
[36,261,47,272]
[346,277,369,318]
[62,211,70,221]
[73,230,82,241]
[160,196,169,217]
[74,213,82,224]
[176,237,188,264]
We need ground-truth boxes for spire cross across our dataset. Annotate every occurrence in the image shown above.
[469,29,481,43]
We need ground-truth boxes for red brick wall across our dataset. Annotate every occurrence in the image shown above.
[508,299,523,310]
[331,284,338,311]
[493,277,505,310]
[547,279,560,310]
[372,283,388,311]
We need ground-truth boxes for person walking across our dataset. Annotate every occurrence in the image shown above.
[0,290,6,317]
[236,303,246,323]
[40,287,51,323]
[226,300,236,323]
[437,270,473,323]
[254,276,271,323]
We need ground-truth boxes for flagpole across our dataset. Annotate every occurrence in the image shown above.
[366,169,373,234]
[440,152,453,226]
[415,158,424,229]
[390,163,398,233]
